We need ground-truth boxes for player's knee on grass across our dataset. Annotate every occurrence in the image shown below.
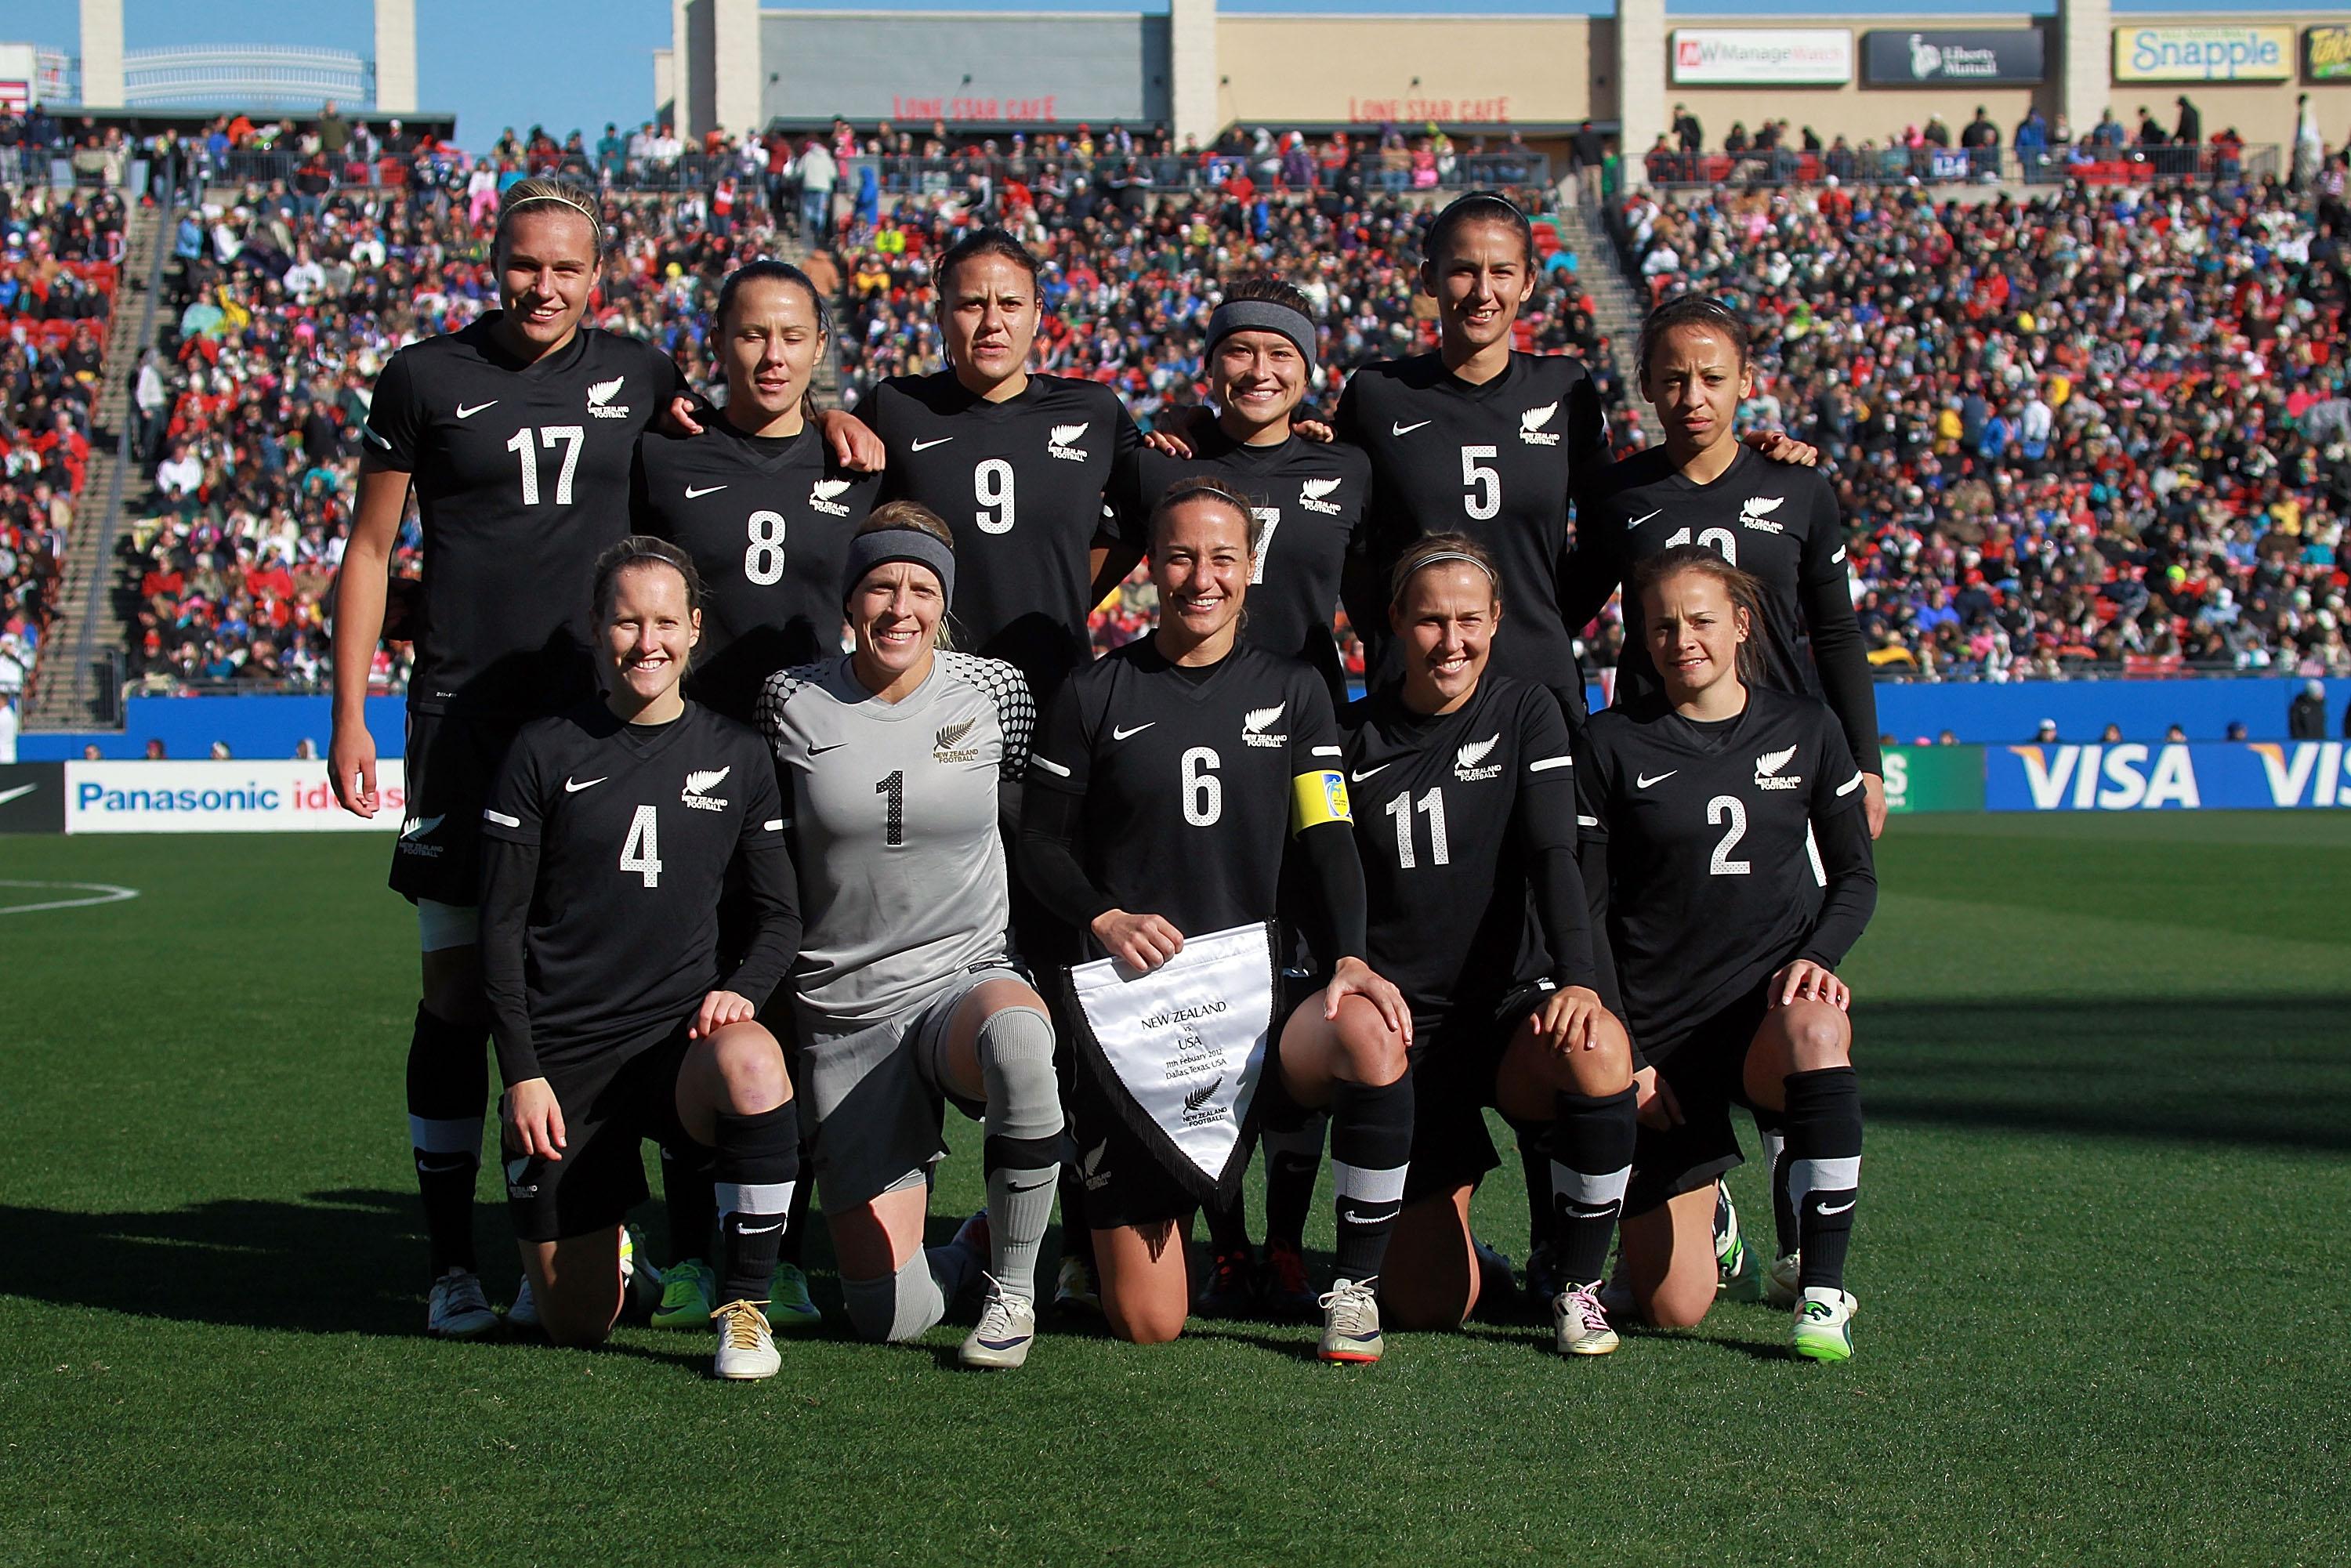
[1098,1224,1190,1345]
[532,1240,625,1347]
[1623,1193,1718,1329]
[976,1005,1061,1141]
[842,1250,948,1342]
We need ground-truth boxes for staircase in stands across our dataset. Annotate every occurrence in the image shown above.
[27,190,167,731]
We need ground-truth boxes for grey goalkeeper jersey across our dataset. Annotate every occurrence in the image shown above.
[757,650,1034,1030]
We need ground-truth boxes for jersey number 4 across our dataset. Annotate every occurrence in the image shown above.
[621,804,664,887]
[505,425,585,505]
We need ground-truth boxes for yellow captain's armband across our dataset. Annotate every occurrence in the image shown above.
[1291,769,1352,831]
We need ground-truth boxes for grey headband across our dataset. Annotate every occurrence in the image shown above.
[1206,299,1317,375]
[841,527,956,609]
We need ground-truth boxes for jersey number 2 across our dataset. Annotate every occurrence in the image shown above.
[620,804,664,887]
[1705,795,1750,876]
[505,425,584,505]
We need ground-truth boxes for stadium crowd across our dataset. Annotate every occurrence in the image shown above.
[1610,173,2351,679]
[0,180,122,708]
[29,94,2342,694]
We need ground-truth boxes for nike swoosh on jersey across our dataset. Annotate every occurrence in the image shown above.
[0,783,36,806]
[1630,508,1663,528]
[1636,770,1677,788]
[686,483,727,498]
[807,742,849,755]
[909,436,955,451]
[1391,420,1431,436]
[1112,722,1155,741]
[1350,762,1392,782]
[564,776,609,792]
[455,401,498,419]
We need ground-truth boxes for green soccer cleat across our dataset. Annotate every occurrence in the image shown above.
[1791,1287,1858,1363]
[652,1258,717,1330]
[767,1262,822,1331]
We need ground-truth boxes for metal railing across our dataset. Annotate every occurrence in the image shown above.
[1644,143,2280,191]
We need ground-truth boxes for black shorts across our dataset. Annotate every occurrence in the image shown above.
[1071,972,1317,1233]
[1400,982,1551,1207]
[502,1022,697,1244]
[1623,980,1773,1220]
[389,710,519,906]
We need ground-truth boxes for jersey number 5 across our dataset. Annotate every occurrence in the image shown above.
[621,804,664,887]
[505,425,585,505]
[1462,446,1501,522]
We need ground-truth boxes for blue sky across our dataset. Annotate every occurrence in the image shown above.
[0,0,2317,152]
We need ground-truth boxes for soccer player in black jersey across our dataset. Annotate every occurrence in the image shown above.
[635,260,881,726]
[1567,295,1886,1301]
[1020,479,1415,1362]
[479,538,802,1380]
[629,259,881,1333]
[1577,546,1875,1363]
[1346,534,1636,1358]
[329,178,692,1338]
[1110,277,1370,1316]
[857,228,1143,706]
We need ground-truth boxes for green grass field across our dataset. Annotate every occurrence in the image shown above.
[5,814,2349,1563]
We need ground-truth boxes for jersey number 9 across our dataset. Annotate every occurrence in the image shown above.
[976,458,1015,535]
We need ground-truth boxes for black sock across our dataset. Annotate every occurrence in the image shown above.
[1262,1113,1326,1253]
[712,1105,801,1306]
[1204,1190,1254,1259]
[778,1153,813,1266]
[405,1003,487,1276]
[1059,1166,1097,1269]
[1549,1087,1637,1287]
[659,1143,717,1267]
[1329,1074,1413,1284]
[1782,1067,1862,1295]
[1519,1139,1556,1255]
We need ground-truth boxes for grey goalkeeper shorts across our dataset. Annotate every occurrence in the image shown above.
[794,965,1027,1213]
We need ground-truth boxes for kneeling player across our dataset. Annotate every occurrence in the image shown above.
[480,538,802,1380]
[1578,546,1876,1362]
[1020,479,1415,1361]
[758,505,1063,1370]
[1348,535,1637,1356]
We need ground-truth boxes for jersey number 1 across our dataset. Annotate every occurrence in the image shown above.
[505,425,584,505]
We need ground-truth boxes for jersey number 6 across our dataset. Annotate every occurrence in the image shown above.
[1181,746,1222,827]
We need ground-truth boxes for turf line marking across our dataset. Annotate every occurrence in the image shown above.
[0,880,143,916]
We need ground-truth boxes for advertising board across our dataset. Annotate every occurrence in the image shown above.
[2113,25,2294,83]
[1985,743,2351,812]
[64,759,409,834]
[1671,29,1853,86]
[1862,30,2045,86]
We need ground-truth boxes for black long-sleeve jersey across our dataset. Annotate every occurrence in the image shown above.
[1342,674,1596,1017]
[1335,352,1610,707]
[865,371,1142,701]
[478,700,796,1085]
[631,420,882,725]
[1569,443,1882,774]
[362,316,684,718]
[1128,429,1371,704]
[1575,686,1875,1059]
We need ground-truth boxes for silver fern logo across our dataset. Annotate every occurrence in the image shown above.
[1242,702,1288,748]
[1754,744,1802,790]
[933,718,982,762]
[1520,400,1561,445]
[680,766,734,810]
[585,375,632,420]
[1049,421,1092,461]
[1454,733,1503,780]
[810,476,854,516]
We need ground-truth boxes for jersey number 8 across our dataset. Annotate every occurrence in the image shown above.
[745,509,788,585]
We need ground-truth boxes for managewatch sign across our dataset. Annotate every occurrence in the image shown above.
[1863,30,2046,85]
[64,759,409,833]
[1671,29,1853,85]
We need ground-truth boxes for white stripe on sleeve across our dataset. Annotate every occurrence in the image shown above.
[1033,755,1072,778]
[1835,770,1864,797]
[482,809,520,827]
[1311,745,1341,757]
[1527,755,1573,773]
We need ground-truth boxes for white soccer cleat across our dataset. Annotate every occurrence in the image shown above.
[505,1275,541,1332]
[960,1276,1038,1370]
[1764,1251,1803,1310]
[1714,1179,1756,1299]
[427,1268,499,1339]
[1552,1281,1621,1357]
[712,1299,781,1381]
[1317,1277,1384,1364]
[1791,1287,1858,1364]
